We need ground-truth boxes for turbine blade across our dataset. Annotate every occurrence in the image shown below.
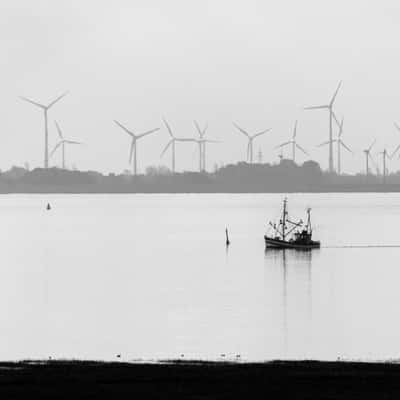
[232,122,250,137]
[331,111,341,129]
[317,140,332,147]
[54,120,63,139]
[293,120,298,139]
[304,105,329,110]
[163,118,174,138]
[275,141,292,149]
[253,128,272,138]
[194,120,202,137]
[340,141,352,153]
[330,81,342,106]
[49,141,62,158]
[138,127,160,139]
[391,144,400,159]
[160,140,172,157]
[296,143,309,155]
[394,122,400,133]
[47,91,69,109]
[64,140,82,145]
[19,96,45,109]
[368,139,376,152]
[175,138,197,142]
[114,120,134,137]
[202,123,208,137]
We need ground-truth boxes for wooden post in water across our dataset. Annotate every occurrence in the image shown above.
[225,228,230,246]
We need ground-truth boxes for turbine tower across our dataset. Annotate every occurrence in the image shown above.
[318,116,352,175]
[114,120,159,175]
[304,81,342,173]
[275,120,308,162]
[161,119,196,173]
[20,92,68,168]
[363,139,376,177]
[232,122,271,163]
[50,121,82,169]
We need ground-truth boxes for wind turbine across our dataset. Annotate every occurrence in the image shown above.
[363,139,377,177]
[194,121,207,171]
[193,121,219,172]
[275,120,308,162]
[161,119,196,173]
[390,123,400,159]
[318,116,352,175]
[20,91,68,168]
[114,120,159,175]
[379,148,390,183]
[50,121,82,169]
[304,81,342,173]
[232,122,271,163]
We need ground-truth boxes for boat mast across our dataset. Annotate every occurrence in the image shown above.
[282,198,287,241]
[307,208,312,235]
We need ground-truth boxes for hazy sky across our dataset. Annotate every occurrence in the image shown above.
[1,0,400,174]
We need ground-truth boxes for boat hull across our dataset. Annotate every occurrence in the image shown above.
[264,236,320,250]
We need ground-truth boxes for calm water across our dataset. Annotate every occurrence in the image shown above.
[0,193,399,362]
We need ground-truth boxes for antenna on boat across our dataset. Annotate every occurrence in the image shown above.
[225,228,230,246]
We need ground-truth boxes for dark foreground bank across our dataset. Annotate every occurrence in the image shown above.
[1,360,400,399]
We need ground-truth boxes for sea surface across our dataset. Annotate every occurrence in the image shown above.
[0,193,399,362]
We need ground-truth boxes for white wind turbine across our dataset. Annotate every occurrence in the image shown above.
[232,122,271,163]
[194,121,219,172]
[20,92,68,168]
[50,121,82,169]
[363,139,377,177]
[161,119,197,173]
[304,81,342,173]
[114,120,159,176]
[318,116,352,175]
[275,121,308,162]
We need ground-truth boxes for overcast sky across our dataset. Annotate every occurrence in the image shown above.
[1,0,400,174]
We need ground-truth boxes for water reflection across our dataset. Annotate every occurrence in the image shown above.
[264,249,315,359]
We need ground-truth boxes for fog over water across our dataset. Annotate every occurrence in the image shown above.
[0,193,399,361]
[1,1,400,173]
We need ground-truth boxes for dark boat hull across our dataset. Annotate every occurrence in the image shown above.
[264,236,320,250]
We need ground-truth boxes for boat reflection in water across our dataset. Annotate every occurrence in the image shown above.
[264,248,316,359]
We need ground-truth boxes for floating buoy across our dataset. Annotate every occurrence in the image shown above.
[46,203,51,210]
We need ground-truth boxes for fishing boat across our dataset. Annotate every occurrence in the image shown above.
[264,198,320,250]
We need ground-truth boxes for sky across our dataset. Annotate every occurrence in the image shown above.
[1,0,400,174]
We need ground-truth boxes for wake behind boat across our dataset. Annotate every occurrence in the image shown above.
[264,198,320,250]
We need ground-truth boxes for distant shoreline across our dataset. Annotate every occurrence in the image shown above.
[1,162,400,194]
[0,359,400,398]
[0,184,399,194]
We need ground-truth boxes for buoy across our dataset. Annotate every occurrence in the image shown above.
[225,228,230,246]
[46,203,51,210]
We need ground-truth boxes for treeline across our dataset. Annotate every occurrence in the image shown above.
[0,160,399,193]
